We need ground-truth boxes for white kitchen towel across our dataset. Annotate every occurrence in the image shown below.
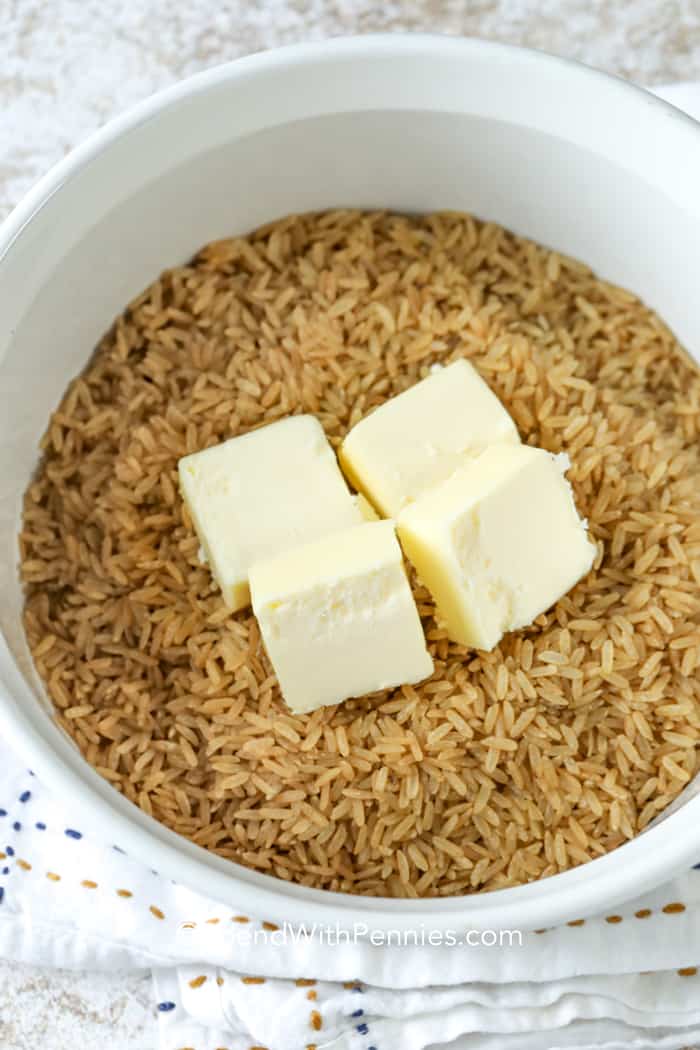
[1,738,700,1050]
[1,80,700,1050]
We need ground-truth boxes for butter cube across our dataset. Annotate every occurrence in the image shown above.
[178,416,365,611]
[250,521,433,713]
[354,492,379,522]
[397,445,596,651]
[339,359,520,517]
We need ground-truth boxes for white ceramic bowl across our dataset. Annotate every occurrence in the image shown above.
[1,35,700,934]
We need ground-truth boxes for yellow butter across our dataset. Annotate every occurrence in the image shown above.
[354,492,379,522]
[397,445,596,651]
[178,415,365,611]
[339,359,520,517]
[250,521,433,714]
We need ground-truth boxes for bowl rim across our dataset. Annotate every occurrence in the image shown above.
[2,32,700,933]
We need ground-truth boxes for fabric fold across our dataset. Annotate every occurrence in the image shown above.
[1,79,700,1050]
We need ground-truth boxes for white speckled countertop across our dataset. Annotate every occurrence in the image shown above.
[2,1,700,1047]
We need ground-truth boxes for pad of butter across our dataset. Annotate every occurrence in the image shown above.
[178,416,365,611]
[339,359,520,517]
[397,445,596,651]
[250,521,433,714]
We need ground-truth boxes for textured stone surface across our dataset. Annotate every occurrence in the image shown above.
[1,1,698,1047]
[3,0,700,219]
[0,965,153,1049]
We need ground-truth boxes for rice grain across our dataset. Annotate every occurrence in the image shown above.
[19,210,700,897]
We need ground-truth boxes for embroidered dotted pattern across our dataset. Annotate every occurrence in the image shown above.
[0,791,171,919]
[1,784,697,1050]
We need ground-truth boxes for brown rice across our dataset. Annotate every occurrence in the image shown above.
[19,210,700,897]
